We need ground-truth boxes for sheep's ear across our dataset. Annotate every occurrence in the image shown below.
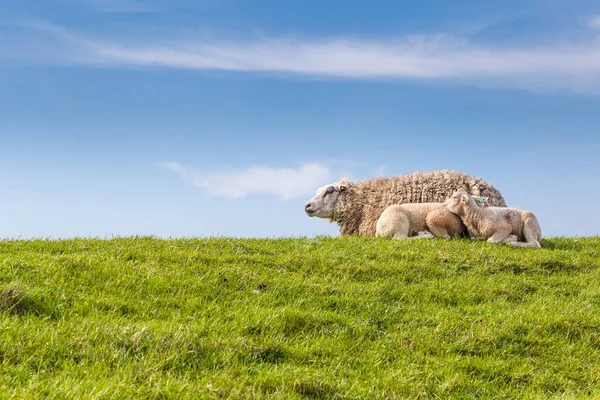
[461,194,469,203]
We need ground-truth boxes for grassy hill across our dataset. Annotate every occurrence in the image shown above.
[1,236,599,399]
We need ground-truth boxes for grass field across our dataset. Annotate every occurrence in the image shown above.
[1,236,599,399]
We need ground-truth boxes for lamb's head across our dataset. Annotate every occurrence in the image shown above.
[444,189,480,214]
[304,179,351,219]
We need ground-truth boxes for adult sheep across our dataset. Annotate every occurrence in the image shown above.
[304,169,506,236]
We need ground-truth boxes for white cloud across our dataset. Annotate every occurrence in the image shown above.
[375,164,387,177]
[7,24,600,94]
[159,162,333,200]
[588,15,600,29]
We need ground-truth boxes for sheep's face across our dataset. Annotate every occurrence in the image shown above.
[304,180,349,219]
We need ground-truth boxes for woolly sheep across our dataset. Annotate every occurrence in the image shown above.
[375,203,468,240]
[443,189,542,248]
[304,169,506,236]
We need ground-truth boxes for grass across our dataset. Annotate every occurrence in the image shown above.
[0,236,599,399]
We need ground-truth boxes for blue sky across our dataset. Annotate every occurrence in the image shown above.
[1,0,599,238]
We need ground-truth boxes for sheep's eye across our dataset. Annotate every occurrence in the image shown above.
[325,187,335,195]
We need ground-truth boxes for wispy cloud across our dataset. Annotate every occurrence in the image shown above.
[159,162,333,200]
[588,15,600,29]
[6,23,600,94]
[87,0,159,13]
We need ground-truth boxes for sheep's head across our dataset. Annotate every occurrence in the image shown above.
[304,179,351,220]
[444,189,481,214]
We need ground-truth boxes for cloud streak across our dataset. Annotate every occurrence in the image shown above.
[159,162,333,200]
[87,0,159,13]
[6,23,600,94]
[588,15,600,29]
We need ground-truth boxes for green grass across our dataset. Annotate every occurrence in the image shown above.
[1,236,600,399]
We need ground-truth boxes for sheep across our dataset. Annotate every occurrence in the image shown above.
[304,169,506,236]
[443,189,542,248]
[375,202,468,240]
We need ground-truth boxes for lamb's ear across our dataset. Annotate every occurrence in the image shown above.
[472,196,488,207]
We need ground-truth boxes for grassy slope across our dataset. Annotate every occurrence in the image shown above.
[0,236,599,399]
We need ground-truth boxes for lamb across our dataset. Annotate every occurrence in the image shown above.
[375,202,468,240]
[443,189,542,248]
[304,169,506,236]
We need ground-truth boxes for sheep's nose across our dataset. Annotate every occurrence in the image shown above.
[305,202,312,211]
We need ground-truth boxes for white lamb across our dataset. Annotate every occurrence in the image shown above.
[376,203,468,240]
[443,189,542,248]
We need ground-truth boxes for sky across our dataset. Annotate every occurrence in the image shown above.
[1,0,599,239]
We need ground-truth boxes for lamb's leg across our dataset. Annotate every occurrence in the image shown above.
[504,235,520,243]
[376,205,411,240]
[407,230,435,240]
[522,211,542,248]
[429,226,452,240]
[487,229,513,245]
[506,212,542,248]
[506,240,541,248]
[426,225,452,240]
[425,209,454,239]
